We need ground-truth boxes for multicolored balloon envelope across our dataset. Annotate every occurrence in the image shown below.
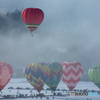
[61,61,83,91]
[0,62,13,90]
[22,8,44,35]
[46,62,63,91]
[24,63,49,92]
[88,66,100,89]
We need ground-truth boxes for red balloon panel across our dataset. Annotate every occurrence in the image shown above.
[22,8,44,33]
[0,62,13,90]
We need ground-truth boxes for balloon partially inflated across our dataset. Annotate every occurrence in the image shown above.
[0,62,13,90]
[88,66,100,89]
[24,63,49,92]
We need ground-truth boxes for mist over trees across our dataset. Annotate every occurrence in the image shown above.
[0,9,93,81]
[0,9,28,36]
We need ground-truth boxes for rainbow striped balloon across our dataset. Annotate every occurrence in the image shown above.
[24,63,50,92]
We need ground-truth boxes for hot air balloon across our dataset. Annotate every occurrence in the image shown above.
[61,61,83,91]
[88,66,100,89]
[46,62,63,91]
[0,62,13,90]
[24,63,49,92]
[22,8,44,36]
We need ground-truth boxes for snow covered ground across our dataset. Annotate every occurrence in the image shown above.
[0,78,100,100]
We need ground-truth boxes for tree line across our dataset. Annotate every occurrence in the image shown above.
[0,9,28,36]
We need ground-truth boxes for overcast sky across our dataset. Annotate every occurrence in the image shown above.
[0,0,100,71]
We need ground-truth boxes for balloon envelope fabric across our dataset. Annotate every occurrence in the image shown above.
[46,62,63,91]
[24,63,49,92]
[88,66,100,89]
[0,62,13,90]
[61,61,83,91]
[22,8,44,33]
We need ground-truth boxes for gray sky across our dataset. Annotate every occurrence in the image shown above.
[0,0,100,71]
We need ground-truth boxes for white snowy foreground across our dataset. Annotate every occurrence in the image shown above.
[0,78,100,100]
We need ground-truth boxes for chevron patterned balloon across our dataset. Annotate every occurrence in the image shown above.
[46,62,63,91]
[61,61,84,91]
[24,63,50,92]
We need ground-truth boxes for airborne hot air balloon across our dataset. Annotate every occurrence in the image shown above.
[46,62,63,91]
[0,62,13,90]
[61,61,83,91]
[24,63,49,93]
[22,8,44,36]
[88,66,100,89]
